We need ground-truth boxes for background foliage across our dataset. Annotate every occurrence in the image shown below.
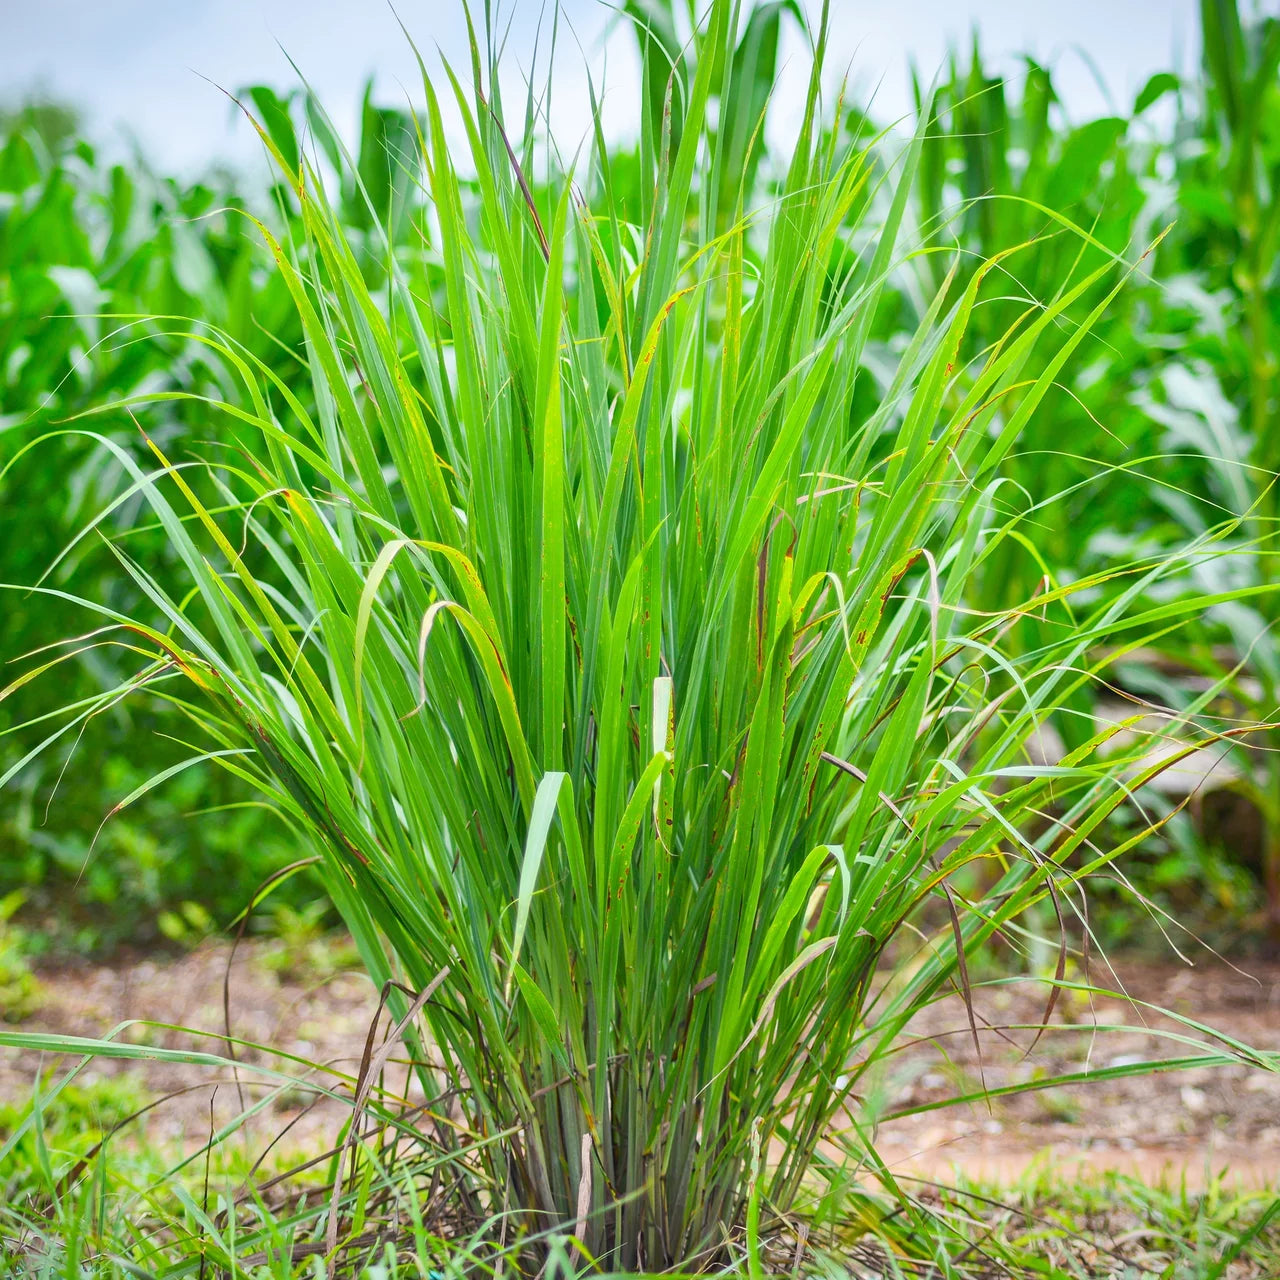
[0,3,1277,964]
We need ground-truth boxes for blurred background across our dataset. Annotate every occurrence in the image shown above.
[4,1,1199,176]
[2,0,1277,972]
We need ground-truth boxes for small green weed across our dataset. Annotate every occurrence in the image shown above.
[256,902,361,983]
[0,1069,151,1204]
[0,892,42,1023]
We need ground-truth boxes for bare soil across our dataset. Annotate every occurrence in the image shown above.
[871,958,1280,1189]
[3,941,1279,1190]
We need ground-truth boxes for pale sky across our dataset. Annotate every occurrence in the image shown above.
[2,0,1205,176]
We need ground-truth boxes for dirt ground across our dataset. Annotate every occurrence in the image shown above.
[3,941,1279,1191]
[873,958,1280,1189]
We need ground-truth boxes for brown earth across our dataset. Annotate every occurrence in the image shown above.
[2,941,1279,1191]
[869,958,1280,1190]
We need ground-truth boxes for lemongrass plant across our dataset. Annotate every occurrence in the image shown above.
[5,0,1270,1269]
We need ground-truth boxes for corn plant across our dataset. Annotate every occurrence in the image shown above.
[911,13,1280,940]
[0,81,441,942]
[1184,0,1280,935]
[1096,0,1280,938]
[0,111,318,938]
[910,50,1170,722]
[5,0,1270,1269]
